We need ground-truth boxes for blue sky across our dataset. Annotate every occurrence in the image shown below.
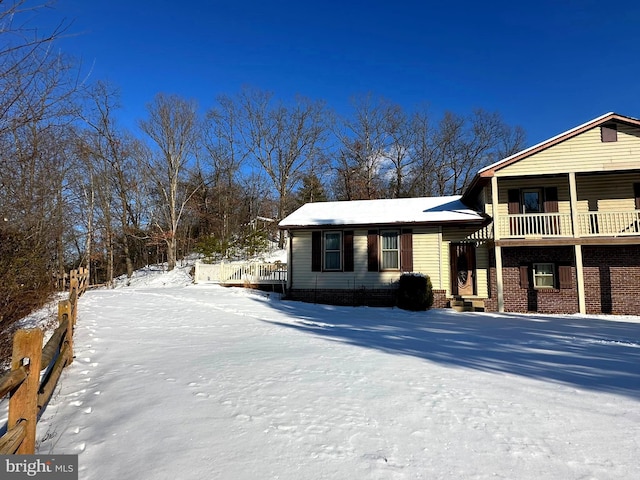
[41,0,640,146]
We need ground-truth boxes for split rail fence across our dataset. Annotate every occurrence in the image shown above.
[0,267,88,454]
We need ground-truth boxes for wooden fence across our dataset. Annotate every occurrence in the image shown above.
[0,267,88,454]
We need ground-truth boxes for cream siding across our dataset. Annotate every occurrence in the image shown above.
[413,227,442,289]
[291,227,467,293]
[576,173,640,213]
[492,173,640,217]
[495,177,572,217]
[495,125,640,177]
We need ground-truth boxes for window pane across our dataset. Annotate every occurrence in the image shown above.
[535,264,554,275]
[534,263,554,288]
[325,251,340,270]
[381,232,398,249]
[523,191,541,213]
[382,251,399,269]
[325,233,340,250]
[535,275,554,288]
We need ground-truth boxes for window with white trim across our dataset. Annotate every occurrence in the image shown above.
[533,263,555,289]
[323,231,342,270]
[380,230,400,270]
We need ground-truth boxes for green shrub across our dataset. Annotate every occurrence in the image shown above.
[397,273,434,311]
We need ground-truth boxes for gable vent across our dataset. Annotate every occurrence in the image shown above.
[601,123,618,142]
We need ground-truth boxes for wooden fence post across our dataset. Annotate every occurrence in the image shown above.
[58,300,73,365]
[8,328,43,454]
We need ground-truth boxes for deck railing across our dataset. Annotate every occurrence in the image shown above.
[497,210,640,239]
[194,262,287,285]
[576,210,640,236]
[497,213,573,238]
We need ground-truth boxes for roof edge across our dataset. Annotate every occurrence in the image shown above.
[478,112,640,177]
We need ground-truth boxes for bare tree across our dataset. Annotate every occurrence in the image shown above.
[201,94,250,248]
[81,81,146,280]
[240,88,328,246]
[429,109,527,195]
[0,1,77,136]
[139,93,200,270]
[404,107,438,196]
[380,103,416,198]
[332,94,393,200]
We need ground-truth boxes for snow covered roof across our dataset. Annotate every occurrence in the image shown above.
[279,196,484,228]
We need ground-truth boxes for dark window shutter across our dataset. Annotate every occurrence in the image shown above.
[343,231,354,272]
[508,189,520,214]
[400,229,413,272]
[634,183,640,210]
[367,230,379,272]
[544,187,559,213]
[311,231,322,272]
[601,124,617,142]
[558,265,572,289]
[519,265,529,289]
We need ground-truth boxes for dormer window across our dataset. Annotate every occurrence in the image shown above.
[601,123,617,142]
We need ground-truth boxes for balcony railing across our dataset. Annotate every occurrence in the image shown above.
[497,213,573,238]
[576,210,640,236]
[497,210,640,239]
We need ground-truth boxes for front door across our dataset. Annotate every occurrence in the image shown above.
[451,243,476,296]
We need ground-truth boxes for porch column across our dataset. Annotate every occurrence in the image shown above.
[495,245,504,312]
[491,176,505,312]
[568,172,586,314]
[574,244,586,314]
[568,172,579,238]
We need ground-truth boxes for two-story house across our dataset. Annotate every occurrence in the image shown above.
[279,112,640,315]
[464,112,640,315]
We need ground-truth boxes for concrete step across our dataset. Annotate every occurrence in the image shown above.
[448,297,485,312]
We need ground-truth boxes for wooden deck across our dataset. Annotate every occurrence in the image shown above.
[194,262,287,286]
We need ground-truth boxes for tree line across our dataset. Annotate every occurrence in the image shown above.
[0,1,526,327]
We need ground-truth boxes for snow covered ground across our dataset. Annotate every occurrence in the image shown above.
[11,266,640,479]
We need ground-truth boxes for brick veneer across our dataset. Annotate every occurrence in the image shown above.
[582,245,640,315]
[286,287,448,309]
[286,288,397,307]
[486,244,640,315]
[432,290,448,309]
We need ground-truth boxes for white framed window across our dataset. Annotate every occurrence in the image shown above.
[323,231,342,270]
[380,230,400,270]
[533,263,555,289]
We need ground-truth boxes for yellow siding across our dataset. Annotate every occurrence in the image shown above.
[291,226,490,298]
[291,229,442,290]
[495,177,571,217]
[291,230,395,290]
[413,227,442,289]
[495,125,640,177]
[576,173,640,212]
[493,173,640,216]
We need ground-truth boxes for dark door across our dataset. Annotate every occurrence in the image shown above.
[451,243,476,296]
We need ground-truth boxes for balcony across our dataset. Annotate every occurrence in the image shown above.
[576,210,640,237]
[497,213,573,238]
[497,210,640,239]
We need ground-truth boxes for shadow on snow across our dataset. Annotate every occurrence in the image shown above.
[256,297,640,400]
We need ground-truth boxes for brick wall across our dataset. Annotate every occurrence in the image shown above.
[433,290,448,309]
[491,246,579,314]
[583,245,640,315]
[287,287,448,309]
[486,244,640,315]
[286,288,397,307]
